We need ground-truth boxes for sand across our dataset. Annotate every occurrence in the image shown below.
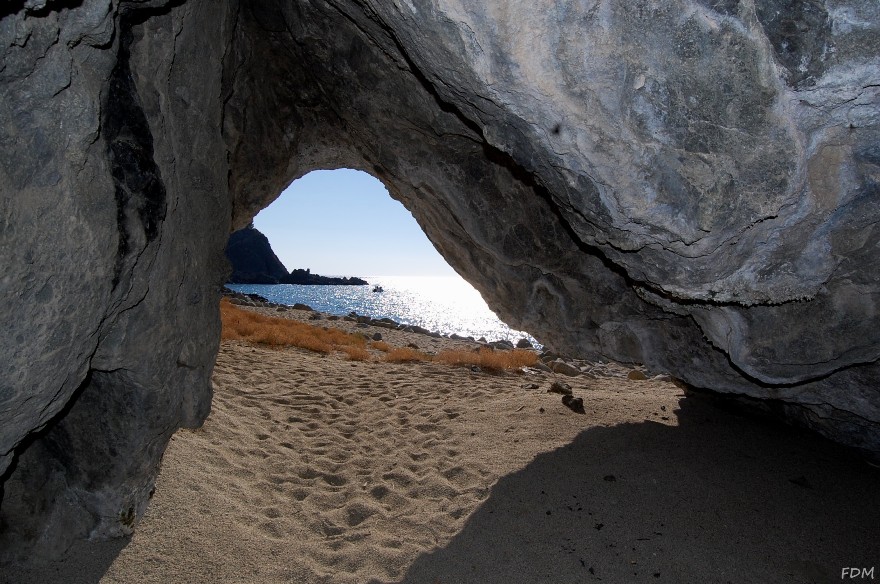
[4,313,880,583]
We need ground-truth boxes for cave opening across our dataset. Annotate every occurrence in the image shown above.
[227,168,540,346]
[252,168,458,279]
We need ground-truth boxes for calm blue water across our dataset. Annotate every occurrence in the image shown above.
[227,276,539,346]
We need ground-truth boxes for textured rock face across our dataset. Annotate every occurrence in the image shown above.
[0,0,232,558]
[1,0,878,559]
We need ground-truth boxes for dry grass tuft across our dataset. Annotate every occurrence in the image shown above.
[341,346,371,361]
[383,347,431,363]
[221,299,365,355]
[435,347,538,372]
[370,340,392,352]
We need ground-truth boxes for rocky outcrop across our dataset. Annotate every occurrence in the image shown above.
[1,0,878,560]
[225,223,368,284]
[225,223,290,284]
[284,269,368,286]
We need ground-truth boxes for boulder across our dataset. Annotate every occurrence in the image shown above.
[550,359,582,377]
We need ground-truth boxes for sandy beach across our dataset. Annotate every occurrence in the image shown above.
[5,308,879,583]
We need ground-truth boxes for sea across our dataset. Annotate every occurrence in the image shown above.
[227,276,540,347]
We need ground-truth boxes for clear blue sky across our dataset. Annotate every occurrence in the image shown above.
[253,169,458,277]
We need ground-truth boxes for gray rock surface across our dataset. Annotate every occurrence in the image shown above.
[1,0,879,559]
[0,0,231,560]
[225,223,291,284]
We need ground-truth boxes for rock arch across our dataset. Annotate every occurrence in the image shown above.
[1,0,878,558]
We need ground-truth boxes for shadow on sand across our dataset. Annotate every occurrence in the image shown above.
[395,392,880,584]
[4,391,879,584]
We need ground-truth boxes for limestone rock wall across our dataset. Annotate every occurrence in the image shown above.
[0,0,232,559]
[0,0,878,560]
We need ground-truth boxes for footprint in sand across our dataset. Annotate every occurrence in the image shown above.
[369,485,390,500]
[341,502,378,527]
[321,473,348,487]
[290,488,309,501]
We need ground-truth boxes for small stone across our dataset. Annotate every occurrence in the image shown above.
[627,370,647,381]
[490,339,515,350]
[562,394,585,413]
[522,383,540,390]
[548,381,572,395]
[516,338,533,349]
[372,332,383,341]
[550,359,581,376]
[308,313,322,320]
[292,303,313,311]
[406,342,419,349]
[603,474,616,482]
[633,73,646,90]
[534,362,552,373]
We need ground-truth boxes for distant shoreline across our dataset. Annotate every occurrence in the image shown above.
[227,269,368,286]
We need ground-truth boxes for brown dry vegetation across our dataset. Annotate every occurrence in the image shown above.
[220,299,366,354]
[221,299,536,372]
[435,347,538,372]
[340,346,371,361]
[370,340,392,352]
[383,347,431,363]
